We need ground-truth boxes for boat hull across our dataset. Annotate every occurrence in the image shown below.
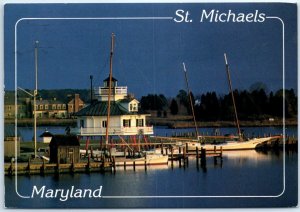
[187,137,275,151]
[115,155,169,166]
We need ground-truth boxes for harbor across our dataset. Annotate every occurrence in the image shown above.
[5,34,297,170]
[5,148,298,208]
[5,140,225,175]
[5,130,297,176]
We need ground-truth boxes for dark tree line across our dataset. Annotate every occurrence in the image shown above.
[194,88,297,121]
[20,87,295,122]
[14,89,91,103]
[140,94,168,111]
[176,90,195,115]
[38,89,91,102]
[140,88,297,121]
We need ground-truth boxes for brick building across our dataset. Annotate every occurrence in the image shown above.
[67,94,85,117]
[33,98,67,118]
[4,95,31,118]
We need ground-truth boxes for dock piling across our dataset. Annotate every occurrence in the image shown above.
[200,147,206,168]
[171,146,174,168]
[185,142,188,153]
[144,157,147,171]
[27,158,31,175]
[196,147,199,167]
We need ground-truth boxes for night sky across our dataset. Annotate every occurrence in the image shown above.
[4,3,297,98]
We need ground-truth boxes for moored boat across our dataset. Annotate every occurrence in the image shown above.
[176,54,281,151]
[114,152,169,166]
[185,136,281,151]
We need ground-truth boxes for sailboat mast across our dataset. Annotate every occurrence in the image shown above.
[105,33,115,147]
[182,62,199,139]
[224,53,242,141]
[33,40,39,158]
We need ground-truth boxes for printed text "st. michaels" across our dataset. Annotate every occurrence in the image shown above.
[174,9,266,23]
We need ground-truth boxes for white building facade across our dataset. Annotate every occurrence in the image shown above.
[72,77,153,136]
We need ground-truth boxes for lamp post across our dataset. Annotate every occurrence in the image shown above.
[17,87,37,158]
[33,40,39,158]
[17,40,39,158]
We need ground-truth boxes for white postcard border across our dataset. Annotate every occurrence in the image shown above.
[13,14,286,199]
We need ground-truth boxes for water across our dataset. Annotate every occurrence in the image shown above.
[5,150,298,208]
[5,125,298,208]
[17,125,297,142]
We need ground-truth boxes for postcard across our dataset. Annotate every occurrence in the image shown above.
[3,2,298,208]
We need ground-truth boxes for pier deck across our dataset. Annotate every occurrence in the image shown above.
[5,160,113,176]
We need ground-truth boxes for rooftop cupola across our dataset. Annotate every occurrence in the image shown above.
[94,76,127,101]
[103,75,118,87]
[94,34,127,102]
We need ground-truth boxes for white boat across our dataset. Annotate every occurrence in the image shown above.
[186,136,278,151]
[181,55,280,151]
[115,152,168,166]
[80,149,103,157]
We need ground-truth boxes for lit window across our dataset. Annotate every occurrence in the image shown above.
[129,103,138,112]
[136,119,144,127]
[133,104,137,111]
[123,119,131,127]
[45,105,48,109]
[52,105,56,109]
[39,105,43,110]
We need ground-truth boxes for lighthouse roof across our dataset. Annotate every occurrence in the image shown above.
[75,100,147,116]
[103,76,118,82]
[75,101,127,116]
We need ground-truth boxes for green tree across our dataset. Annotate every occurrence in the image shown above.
[176,90,188,106]
[195,92,220,121]
[170,99,179,115]
[140,94,168,111]
[176,89,195,115]
[271,89,298,118]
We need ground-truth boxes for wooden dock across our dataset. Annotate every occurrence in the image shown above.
[6,142,225,176]
[165,145,223,169]
[7,133,297,176]
[5,159,113,176]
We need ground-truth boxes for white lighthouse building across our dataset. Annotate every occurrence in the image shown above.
[72,76,153,136]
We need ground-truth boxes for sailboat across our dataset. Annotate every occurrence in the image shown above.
[84,33,168,165]
[184,54,280,151]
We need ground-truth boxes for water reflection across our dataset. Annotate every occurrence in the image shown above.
[5,149,297,208]
[223,150,283,167]
[18,126,297,142]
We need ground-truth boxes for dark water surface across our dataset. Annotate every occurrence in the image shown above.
[5,150,298,208]
[18,126,297,141]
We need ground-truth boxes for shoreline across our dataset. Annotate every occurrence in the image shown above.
[5,118,77,127]
[148,117,297,128]
[5,117,297,128]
